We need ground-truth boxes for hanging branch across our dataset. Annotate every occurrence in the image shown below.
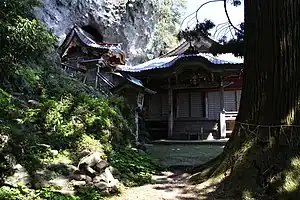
[195,0,223,23]
[223,0,243,34]
[180,0,223,30]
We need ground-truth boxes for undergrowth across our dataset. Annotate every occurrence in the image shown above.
[109,149,161,186]
[0,0,160,197]
[0,185,105,200]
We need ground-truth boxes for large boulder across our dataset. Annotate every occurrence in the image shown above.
[5,164,31,187]
[29,151,121,195]
[78,152,103,169]
[92,160,109,173]
[93,168,119,195]
[72,152,120,195]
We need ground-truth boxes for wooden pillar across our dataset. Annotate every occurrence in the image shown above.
[135,107,139,145]
[135,93,145,145]
[95,66,100,88]
[219,76,226,138]
[168,78,174,138]
[220,76,225,111]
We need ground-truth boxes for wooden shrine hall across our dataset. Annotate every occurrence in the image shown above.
[118,41,244,140]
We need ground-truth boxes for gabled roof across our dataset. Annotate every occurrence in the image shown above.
[59,26,126,64]
[117,53,243,72]
[160,37,217,57]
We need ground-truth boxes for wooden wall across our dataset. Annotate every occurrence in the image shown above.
[144,88,242,140]
[172,120,219,140]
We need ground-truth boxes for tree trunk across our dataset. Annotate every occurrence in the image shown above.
[207,1,300,199]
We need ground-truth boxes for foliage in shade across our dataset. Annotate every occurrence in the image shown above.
[177,20,215,40]
[0,0,56,80]
[0,184,106,199]
[0,0,41,19]
[210,23,244,57]
[109,149,161,186]
[0,0,159,197]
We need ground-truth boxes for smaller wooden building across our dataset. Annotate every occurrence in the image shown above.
[58,25,154,96]
[58,25,156,144]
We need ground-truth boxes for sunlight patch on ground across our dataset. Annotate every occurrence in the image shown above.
[148,144,224,168]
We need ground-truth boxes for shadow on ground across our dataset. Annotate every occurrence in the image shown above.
[148,166,221,200]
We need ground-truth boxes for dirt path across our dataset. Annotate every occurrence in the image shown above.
[111,144,223,200]
[111,170,217,200]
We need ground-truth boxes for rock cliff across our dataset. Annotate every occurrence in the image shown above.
[34,0,184,65]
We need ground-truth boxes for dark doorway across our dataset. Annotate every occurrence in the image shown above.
[81,25,103,43]
[146,121,168,140]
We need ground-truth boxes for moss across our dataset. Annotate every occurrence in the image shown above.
[282,157,300,193]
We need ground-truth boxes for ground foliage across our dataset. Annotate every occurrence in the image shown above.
[109,149,161,186]
[0,0,160,199]
[0,184,106,200]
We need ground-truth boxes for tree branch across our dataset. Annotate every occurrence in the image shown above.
[223,0,243,34]
[196,0,223,23]
[181,0,223,30]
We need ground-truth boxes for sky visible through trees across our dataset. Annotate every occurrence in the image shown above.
[182,0,243,33]
[181,0,244,62]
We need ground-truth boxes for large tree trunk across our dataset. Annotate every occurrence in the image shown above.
[203,1,300,199]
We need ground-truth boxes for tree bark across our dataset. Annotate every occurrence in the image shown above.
[207,1,300,199]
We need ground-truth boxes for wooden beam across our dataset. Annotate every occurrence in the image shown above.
[168,78,174,138]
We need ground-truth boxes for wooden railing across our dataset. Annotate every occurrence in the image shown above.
[225,111,238,134]
[225,111,238,120]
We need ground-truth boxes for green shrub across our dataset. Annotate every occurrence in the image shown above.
[0,186,37,200]
[109,149,161,186]
[0,186,104,200]
[2,92,134,174]
[0,0,158,194]
[0,0,56,76]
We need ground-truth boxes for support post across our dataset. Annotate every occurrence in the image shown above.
[219,77,226,138]
[95,66,99,88]
[135,107,139,145]
[135,93,145,145]
[168,78,174,138]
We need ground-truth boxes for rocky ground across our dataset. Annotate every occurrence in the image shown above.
[3,143,223,199]
[4,150,121,196]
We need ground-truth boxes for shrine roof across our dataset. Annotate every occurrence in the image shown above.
[117,53,243,72]
[60,26,126,61]
[111,72,156,94]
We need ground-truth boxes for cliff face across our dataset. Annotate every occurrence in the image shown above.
[34,0,161,65]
